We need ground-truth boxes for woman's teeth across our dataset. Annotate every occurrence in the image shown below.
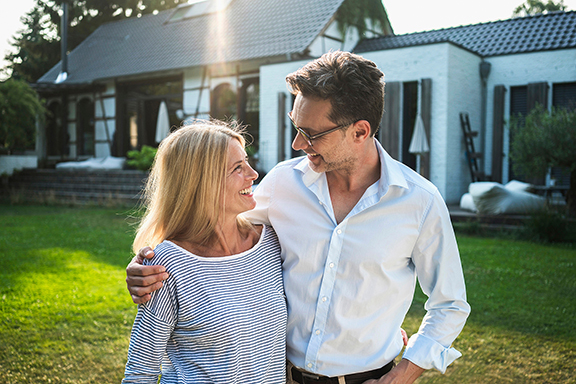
[239,188,252,195]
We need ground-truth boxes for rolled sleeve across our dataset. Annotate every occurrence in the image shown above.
[405,190,471,372]
[403,333,462,373]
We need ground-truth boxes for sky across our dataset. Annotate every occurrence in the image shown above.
[1,0,576,80]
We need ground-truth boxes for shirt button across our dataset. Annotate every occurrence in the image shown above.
[322,296,327,302]
[329,262,335,268]
[337,229,342,234]
[307,363,312,368]
[315,330,321,335]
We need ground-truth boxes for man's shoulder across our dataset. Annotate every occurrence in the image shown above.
[393,160,438,196]
[269,156,306,172]
[260,156,307,183]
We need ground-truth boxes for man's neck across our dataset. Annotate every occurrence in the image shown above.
[326,140,380,223]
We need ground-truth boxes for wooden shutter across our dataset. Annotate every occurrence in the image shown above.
[420,78,432,179]
[491,85,506,183]
[379,81,400,160]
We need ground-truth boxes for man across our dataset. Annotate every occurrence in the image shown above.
[126,51,470,384]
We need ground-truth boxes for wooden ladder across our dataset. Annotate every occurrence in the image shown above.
[459,112,487,182]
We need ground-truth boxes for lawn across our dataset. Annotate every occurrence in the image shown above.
[0,204,575,383]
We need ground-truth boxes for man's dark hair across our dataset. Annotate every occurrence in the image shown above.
[285,50,385,137]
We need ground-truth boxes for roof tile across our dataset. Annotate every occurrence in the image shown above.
[356,11,576,57]
[38,0,345,84]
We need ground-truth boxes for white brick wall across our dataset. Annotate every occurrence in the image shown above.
[484,48,576,183]
[259,45,484,203]
[363,43,482,203]
[259,59,311,172]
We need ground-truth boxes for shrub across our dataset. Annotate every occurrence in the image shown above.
[126,145,157,171]
[0,79,46,152]
[520,207,576,244]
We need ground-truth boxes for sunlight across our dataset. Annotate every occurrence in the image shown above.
[210,0,231,64]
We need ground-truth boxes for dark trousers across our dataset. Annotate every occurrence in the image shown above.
[287,360,395,384]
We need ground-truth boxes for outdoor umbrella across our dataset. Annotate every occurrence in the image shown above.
[155,100,170,143]
[408,114,430,174]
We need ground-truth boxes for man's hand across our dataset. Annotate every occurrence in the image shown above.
[363,359,424,384]
[126,246,169,304]
[401,329,408,346]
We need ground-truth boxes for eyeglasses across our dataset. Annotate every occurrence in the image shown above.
[288,112,354,147]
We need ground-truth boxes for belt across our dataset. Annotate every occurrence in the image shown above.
[290,360,395,384]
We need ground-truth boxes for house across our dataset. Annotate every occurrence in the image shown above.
[261,10,576,204]
[33,0,391,170]
[34,2,576,205]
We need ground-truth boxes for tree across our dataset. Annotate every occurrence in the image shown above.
[509,104,576,217]
[5,5,61,83]
[0,79,46,153]
[335,0,392,41]
[512,0,567,17]
[5,0,188,83]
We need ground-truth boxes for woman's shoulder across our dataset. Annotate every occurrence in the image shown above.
[143,241,185,267]
[256,225,280,252]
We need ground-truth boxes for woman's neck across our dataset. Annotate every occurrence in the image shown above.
[174,217,260,257]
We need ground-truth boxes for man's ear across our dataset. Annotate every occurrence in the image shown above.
[352,120,372,143]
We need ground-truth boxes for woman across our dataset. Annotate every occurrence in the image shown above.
[122,121,287,384]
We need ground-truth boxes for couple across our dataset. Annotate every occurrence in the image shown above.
[123,51,470,384]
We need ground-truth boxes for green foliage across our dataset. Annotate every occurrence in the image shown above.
[4,5,61,83]
[5,0,189,82]
[0,78,46,152]
[509,105,576,216]
[510,105,576,176]
[513,0,567,17]
[126,145,157,171]
[335,0,391,40]
[520,208,576,243]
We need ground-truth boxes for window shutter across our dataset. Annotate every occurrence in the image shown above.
[491,85,506,183]
[420,78,432,179]
[380,81,400,160]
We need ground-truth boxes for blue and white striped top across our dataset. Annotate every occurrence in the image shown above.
[123,225,287,384]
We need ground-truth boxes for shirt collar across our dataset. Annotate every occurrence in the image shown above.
[294,139,409,195]
[374,139,409,196]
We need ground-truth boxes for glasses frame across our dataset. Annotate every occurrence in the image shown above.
[288,112,354,147]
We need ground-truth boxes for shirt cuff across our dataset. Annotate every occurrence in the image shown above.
[402,333,462,374]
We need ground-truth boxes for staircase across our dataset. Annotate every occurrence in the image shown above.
[4,168,148,206]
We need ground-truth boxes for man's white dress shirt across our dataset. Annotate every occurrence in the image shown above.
[244,139,470,377]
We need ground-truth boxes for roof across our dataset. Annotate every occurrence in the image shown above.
[355,10,576,57]
[38,0,346,84]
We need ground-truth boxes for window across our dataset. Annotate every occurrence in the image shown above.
[211,83,237,121]
[77,98,95,156]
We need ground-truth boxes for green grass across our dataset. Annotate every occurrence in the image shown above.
[402,236,576,383]
[0,205,138,383]
[1,204,575,383]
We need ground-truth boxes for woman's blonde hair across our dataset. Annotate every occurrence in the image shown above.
[132,120,250,253]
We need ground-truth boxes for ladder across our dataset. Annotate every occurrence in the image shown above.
[459,112,487,182]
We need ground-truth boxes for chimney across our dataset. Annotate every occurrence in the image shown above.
[55,2,68,83]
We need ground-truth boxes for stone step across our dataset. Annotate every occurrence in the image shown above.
[4,168,149,205]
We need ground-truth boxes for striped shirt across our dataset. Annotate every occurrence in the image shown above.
[123,225,287,384]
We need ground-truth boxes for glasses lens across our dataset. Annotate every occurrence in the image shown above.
[290,119,313,146]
